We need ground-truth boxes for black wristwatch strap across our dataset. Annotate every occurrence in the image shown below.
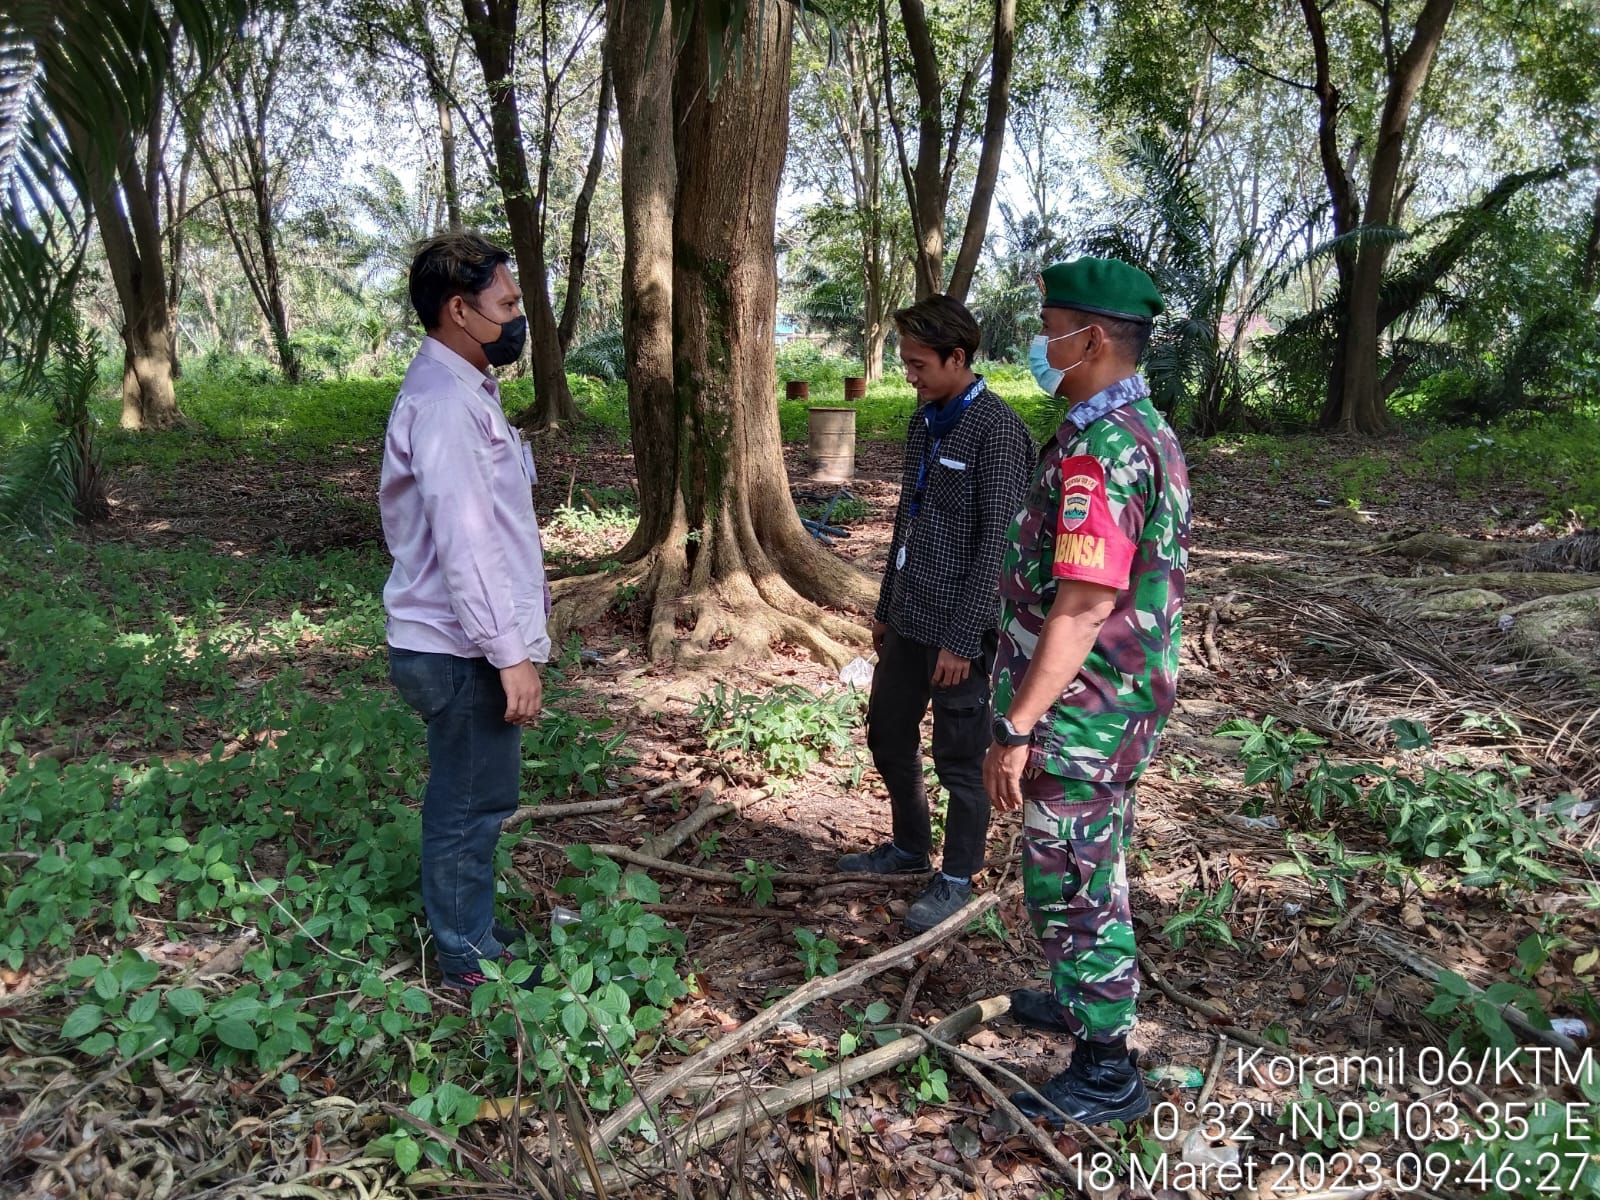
[992,714,1032,746]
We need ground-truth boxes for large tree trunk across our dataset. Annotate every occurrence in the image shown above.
[69,119,182,430]
[945,0,1016,303]
[555,0,873,670]
[894,0,949,300]
[605,0,677,561]
[1305,0,1454,435]
[460,0,576,430]
[558,48,613,353]
[436,91,462,230]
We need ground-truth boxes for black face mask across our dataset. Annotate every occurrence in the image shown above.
[468,306,527,367]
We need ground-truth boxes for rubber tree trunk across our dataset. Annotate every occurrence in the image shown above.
[460,0,576,429]
[557,0,873,669]
[607,0,678,560]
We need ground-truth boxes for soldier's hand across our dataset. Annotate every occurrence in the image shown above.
[932,648,971,688]
[871,620,888,658]
[985,743,1028,812]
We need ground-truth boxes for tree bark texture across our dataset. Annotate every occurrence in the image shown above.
[945,0,1015,302]
[882,0,1013,302]
[436,91,462,230]
[606,0,678,560]
[1303,0,1455,434]
[460,0,577,429]
[555,0,873,669]
[558,41,614,352]
[65,111,182,430]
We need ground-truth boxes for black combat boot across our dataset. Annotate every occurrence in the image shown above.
[1012,1036,1149,1126]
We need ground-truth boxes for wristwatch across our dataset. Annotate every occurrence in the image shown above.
[992,714,1032,746]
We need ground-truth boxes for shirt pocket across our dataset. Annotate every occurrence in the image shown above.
[926,457,973,515]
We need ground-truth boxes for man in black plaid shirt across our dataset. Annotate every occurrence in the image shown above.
[838,295,1035,931]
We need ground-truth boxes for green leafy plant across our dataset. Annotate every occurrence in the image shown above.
[736,859,781,908]
[1216,716,1326,808]
[692,683,862,777]
[901,1053,949,1107]
[1424,969,1551,1054]
[793,928,841,979]
[1161,880,1238,949]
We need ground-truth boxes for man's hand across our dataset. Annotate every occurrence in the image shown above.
[984,742,1030,812]
[500,660,543,726]
[932,647,971,689]
[872,620,888,657]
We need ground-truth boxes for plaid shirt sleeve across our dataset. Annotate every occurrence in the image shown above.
[937,411,1036,659]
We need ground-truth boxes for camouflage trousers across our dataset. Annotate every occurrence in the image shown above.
[1020,770,1137,1042]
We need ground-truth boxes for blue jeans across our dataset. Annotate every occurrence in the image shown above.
[388,648,522,976]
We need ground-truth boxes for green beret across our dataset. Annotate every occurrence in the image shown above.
[1038,257,1164,324]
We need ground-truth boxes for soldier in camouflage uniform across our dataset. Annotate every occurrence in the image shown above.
[982,257,1191,1126]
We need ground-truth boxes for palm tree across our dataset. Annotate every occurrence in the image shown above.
[0,1,243,529]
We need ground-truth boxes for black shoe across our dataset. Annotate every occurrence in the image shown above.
[442,951,547,994]
[1012,1038,1150,1127]
[1007,988,1079,1035]
[904,875,974,932]
[837,842,931,875]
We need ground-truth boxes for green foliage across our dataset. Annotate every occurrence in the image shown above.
[1424,969,1550,1055]
[692,683,862,777]
[1161,880,1238,950]
[1221,716,1571,891]
[775,372,1051,442]
[901,1053,949,1107]
[796,493,870,525]
[1216,716,1326,808]
[1417,416,1600,524]
[792,927,840,979]
[0,531,678,1167]
[566,328,626,381]
[522,706,633,798]
[1435,1072,1600,1200]
[837,1000,894,1057]
[736,859,780,908]
[0,309,107,535]
[775,341,858,388]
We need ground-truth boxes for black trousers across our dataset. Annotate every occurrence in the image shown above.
[865,625,996,878]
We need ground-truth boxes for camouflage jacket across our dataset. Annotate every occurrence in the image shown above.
[993,374,1191,781]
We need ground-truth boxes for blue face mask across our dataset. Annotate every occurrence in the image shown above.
[1029,326,1091,396]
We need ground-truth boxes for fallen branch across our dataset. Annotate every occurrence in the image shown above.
[635,779,772,861]
[583,996,1009,1194]
[1136,949,1286,1053]
[1360,927,1578,1054]
[504,796,626,831]
[1202,602,1224,673]
[591,882,1020,1148]
[1327,896,1380,941]
[1195,1032,1228,1113]
[898,945,949,1025]
[944,1045,1085,1184]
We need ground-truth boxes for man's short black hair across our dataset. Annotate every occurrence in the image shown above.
[408,232,512,329]
[892,294,981,367]
[1059,308,1154,364]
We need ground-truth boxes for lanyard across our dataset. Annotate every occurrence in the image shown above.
[909,379,984,518]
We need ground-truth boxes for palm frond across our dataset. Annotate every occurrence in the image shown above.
[0,0,245,369]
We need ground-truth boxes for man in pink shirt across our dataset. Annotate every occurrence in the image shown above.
[380,232,549,991]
